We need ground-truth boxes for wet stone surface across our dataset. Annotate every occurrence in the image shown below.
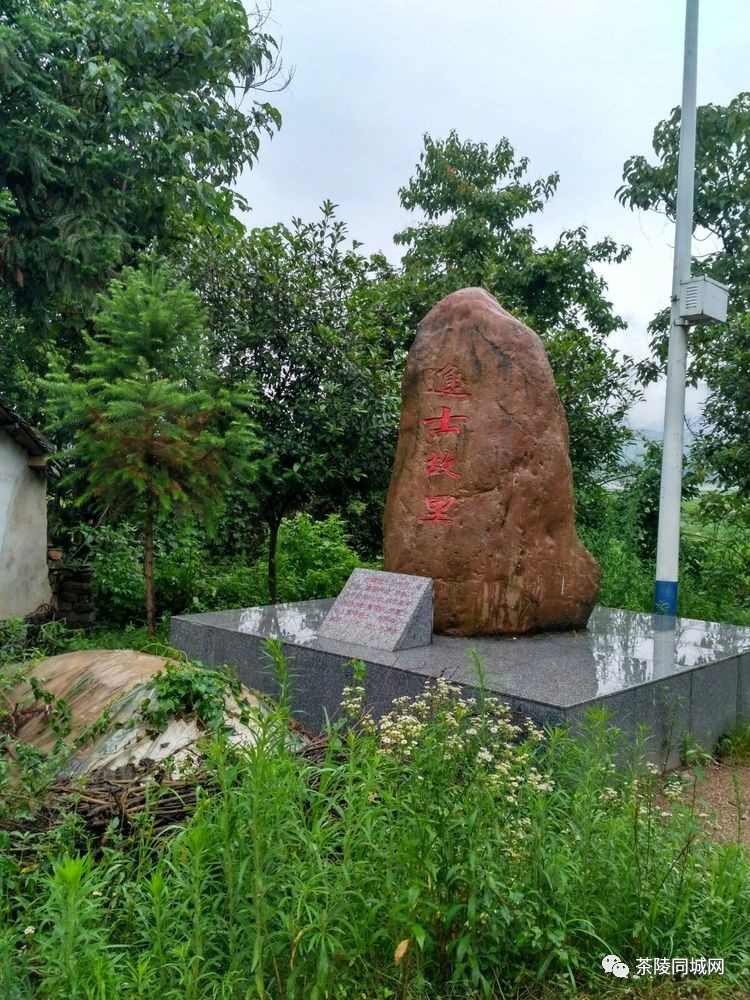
[172,604,750,765]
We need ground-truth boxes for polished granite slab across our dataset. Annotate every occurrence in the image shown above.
[171,601,750,766]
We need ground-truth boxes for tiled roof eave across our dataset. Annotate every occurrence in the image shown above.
[0,397,56,457]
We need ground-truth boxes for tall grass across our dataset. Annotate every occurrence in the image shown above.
[2,680,749,999]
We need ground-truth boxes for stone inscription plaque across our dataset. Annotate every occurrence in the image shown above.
[318,569,433,651]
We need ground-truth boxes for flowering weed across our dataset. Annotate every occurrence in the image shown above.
[1,668,749,998]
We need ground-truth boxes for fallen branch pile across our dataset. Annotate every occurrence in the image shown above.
[25,733,333,842]
[43,768,217,837]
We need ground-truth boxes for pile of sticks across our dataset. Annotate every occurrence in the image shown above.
[41,735,332,836]
[43,768,217,837]
[1,729,335,850]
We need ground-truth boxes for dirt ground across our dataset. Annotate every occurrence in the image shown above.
[667,759,750,847]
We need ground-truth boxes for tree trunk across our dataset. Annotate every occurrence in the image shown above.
[267,516,280,604]
[144,504,155,636]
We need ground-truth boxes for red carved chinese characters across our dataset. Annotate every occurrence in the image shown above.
[428,363,471,400]
[419,362,470,525]
[425,451,459,479]
[422,406,468,436]
[420,495,457,524]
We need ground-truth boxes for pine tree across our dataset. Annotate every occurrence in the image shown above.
[48,258,258,633]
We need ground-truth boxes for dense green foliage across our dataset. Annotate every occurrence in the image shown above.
[81,513,375,626]
[619,92,750,493]
[383,131,641,484]
[695,313,750,493]
[46,259,258,633]
[1,646,749,998]
[581,483,750,627]
[47,493,750,631]
[0,0,280,333]
[178,203,400,594]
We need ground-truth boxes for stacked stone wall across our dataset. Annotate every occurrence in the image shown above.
[48,550,96,627]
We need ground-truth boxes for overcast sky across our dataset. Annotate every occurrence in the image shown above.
[237,0,750,431]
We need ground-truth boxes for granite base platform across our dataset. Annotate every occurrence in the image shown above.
[171,602,750,767]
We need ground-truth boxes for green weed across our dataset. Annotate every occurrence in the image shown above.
[717,722,750,763]
[1,670,748,998]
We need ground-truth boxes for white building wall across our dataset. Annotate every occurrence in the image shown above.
[0,434,52,618]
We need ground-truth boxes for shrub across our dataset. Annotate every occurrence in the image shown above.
[274,513,378,602]
[81,521,211,624]
[578,488,653,612]
[190,561,268,613]
[192,513,377,612]
[82,522,146,624]
[74,513,375,623]
[580,481,750,625]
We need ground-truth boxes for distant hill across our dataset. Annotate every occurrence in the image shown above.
[621,424,696,466]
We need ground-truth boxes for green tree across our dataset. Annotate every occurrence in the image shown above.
[694,314,750,490]
[47,259,258,633]
[384,131,641,486]
[0,0,281,346]
[0,190,43,413]
[179,204,400,600]
[618,93,750,491]
[620,93,750,317]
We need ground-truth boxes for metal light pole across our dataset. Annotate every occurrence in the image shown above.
[653,0,699,616]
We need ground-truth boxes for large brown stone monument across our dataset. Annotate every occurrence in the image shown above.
[383,287,600,636]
